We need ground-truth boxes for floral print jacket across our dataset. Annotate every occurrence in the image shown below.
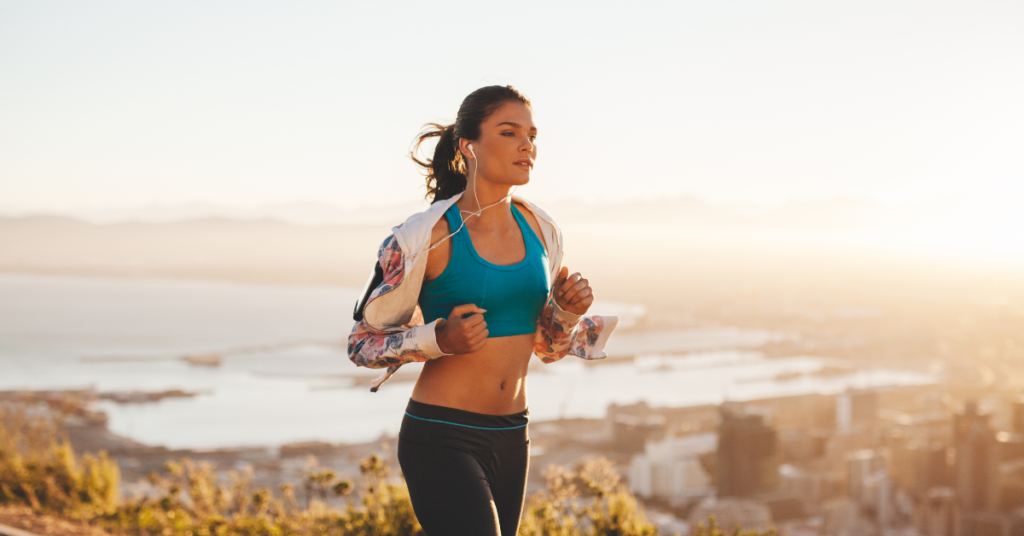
[347,192,619,392]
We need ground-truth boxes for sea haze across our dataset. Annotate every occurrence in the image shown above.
[0,274,933,449]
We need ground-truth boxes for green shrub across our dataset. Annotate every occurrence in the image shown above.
[0,402,120,520]
[518,457,658,536]
[689,516,777,536]
[1,401,774,535]
[109,456,424,536]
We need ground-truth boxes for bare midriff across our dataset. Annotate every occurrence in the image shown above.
[410,333,533,415]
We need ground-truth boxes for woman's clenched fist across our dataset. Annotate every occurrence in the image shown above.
[435,304,489,355]
[553,266,594,316]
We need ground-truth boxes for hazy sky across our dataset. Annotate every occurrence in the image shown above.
[1,1,1022,213]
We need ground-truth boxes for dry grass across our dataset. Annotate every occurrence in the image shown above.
[0,505,112,536]
[1,400,773,535]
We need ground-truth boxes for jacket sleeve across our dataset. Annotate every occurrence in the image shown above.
[347,234,450,370]
[347,317,448,369]
[532,294,618,364]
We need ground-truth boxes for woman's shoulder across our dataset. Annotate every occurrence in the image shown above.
[512,196,561,233]
[428,210,452,245]
[512,200,543,235]
[387,195,461,256]
[512,196,563,257]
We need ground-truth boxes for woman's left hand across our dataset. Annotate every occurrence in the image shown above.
[553,266,594,316]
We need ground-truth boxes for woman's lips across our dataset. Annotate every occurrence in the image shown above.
[514,160,533,169]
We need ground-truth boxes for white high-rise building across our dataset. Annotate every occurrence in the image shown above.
[628,431,716,500]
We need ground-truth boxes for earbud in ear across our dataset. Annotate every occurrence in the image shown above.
[467,143,476,158]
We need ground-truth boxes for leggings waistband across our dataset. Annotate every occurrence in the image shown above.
[400,399,529,449]
[405,398,529,429]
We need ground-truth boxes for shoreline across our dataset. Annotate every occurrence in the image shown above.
[0,389,618,498]
[4,348,936,451]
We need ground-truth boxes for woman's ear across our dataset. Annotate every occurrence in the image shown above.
[458,137,475,160]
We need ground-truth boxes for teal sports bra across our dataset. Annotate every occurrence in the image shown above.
[418,203,550,338]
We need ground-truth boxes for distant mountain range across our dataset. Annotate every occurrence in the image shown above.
[0,200,427,226]
[1,195,1018,290]
[0,195,891,228]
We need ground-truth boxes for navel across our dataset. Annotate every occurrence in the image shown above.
[500,381,506,390]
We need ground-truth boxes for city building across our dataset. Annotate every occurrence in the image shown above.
[955,402,1001,514]
[717,403,780,497]
[822,497,871,536]
[1012,398,1024,434]
[848,449,886,504]
[837,389,880,434]
[889,441,951,495]
[912,487,956,536]
[628,431,716,501]
[689,497,774,533]
[779,464,844,515]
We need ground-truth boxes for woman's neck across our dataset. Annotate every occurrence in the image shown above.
[457,180,515,228]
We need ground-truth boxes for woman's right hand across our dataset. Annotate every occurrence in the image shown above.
[435,304,488,356]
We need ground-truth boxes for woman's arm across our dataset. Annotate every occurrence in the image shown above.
[533,267,617,363]
[533,298,611,364]
[347,317,447,369]
[347,234,449,369]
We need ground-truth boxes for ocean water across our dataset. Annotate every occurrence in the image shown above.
[0,274,934,449]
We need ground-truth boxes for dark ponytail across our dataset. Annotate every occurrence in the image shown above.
[412,122,466,203]
[411,85,531,203]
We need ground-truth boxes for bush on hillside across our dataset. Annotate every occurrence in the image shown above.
[519,457,659,536]
[689,516,778,536]
[0,402,120,520]
[1,400,775,536]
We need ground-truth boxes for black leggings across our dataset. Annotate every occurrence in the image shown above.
[398,398,530,536]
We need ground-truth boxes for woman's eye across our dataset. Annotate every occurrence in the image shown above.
[501,131,515,136]
[529,136,537,142]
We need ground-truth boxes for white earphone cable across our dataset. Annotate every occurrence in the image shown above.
[404,144,517,263]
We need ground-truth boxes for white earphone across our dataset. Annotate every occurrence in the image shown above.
[405,139,518,263]
[460,140,516,228]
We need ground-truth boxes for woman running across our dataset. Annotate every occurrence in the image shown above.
[348,85,618,535]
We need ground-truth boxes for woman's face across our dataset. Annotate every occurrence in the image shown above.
[464,101,537,187]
